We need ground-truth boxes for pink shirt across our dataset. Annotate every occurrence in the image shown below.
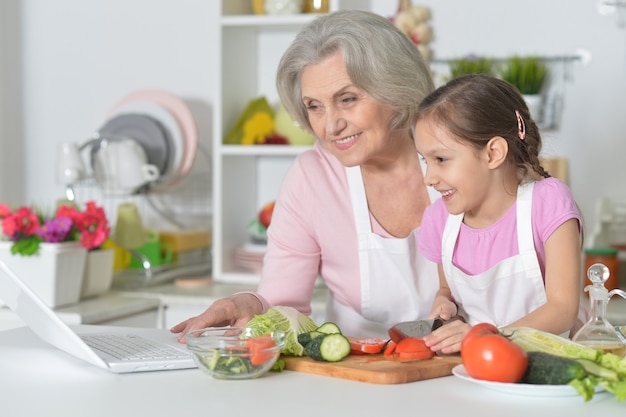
[417,178,582,277]
[256,142,392,315]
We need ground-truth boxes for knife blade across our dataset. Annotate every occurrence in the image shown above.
[388,316,464,343]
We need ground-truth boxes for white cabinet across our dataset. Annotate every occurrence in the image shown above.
[212,1,366,284]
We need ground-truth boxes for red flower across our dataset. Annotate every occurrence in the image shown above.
[1,206,40,240]
[2,200,110,255]
[56,201,110,250]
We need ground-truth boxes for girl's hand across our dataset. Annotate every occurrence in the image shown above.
[427,295,458,320]
[422,319,471,354]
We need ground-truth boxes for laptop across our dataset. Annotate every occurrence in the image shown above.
[0,259,197,373]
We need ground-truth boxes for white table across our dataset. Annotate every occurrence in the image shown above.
[0,293,161,331]
[1,325,624,417]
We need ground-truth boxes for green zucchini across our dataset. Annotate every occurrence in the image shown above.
[521,351,587,385]
[304,333,351,362]
[316,322,342,335]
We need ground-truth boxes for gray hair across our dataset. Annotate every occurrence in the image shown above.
[276,10,434,133]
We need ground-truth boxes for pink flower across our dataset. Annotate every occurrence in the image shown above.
[36,217,73,243]
[1,207,40,240]
[1,201,110,256]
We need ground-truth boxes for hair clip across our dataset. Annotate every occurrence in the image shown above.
[515,110,526,140]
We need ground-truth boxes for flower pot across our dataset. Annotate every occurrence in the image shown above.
[81,248,114,299]
[0,241,87,308]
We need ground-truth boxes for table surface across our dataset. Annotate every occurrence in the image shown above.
[1,325,625,417]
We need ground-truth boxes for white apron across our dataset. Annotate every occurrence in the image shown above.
[442,182,546,327]
[325,166,439,338]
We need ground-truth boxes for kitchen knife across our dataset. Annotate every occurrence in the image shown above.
[388,316,465,343]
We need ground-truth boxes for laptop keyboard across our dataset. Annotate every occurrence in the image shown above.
[81,334,190,361]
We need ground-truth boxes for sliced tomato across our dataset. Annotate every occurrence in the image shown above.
[398,350,435,360]
[348,337,388,354]
[383,340,397,356]
[245,335,276,366]
[395,337,431,354]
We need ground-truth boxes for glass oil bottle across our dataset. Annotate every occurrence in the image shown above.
[572,263,626,357]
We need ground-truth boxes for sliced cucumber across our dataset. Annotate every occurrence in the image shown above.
[316,322,342,335]
[304,333,351,362]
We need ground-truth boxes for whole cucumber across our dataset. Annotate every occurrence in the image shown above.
[521,351,587,385]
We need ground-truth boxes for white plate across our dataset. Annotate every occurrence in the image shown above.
[452,364,604,397]
[108,90,198,186]
[97,113,171,176]
[108,101,182,178]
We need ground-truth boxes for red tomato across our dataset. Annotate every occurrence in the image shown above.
[245,335,276,366]
[461,324,527,383]
[348,337,388,354]
[398,350,435,360]
[383,340,397,356]
[394,337,434,360]
[460,322,498,353]
[258,201,275,228]
[395,337,431,353]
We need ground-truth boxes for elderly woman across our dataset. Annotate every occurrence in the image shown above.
[172,10,438,340]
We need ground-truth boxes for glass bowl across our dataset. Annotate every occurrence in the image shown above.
[186,326,285,380]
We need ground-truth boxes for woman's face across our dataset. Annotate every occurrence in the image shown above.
[300,52,397,167]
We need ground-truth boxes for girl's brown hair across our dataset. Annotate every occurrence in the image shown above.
[413,74,550,182]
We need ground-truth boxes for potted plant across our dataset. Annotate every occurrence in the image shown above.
[0,200,109,256]
[499,56,549,123]
[499,55,548,95]
[448,54,495,80]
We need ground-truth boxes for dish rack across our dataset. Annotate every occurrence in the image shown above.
[57,89,215,288]
[70,169,212,289]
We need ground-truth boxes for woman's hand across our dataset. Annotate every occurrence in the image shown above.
[170,293,263,343]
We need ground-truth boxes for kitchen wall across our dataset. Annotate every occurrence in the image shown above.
[3,0,626,242]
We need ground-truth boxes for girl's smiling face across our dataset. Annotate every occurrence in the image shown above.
[300,52,398,168]
[414,118,494,218]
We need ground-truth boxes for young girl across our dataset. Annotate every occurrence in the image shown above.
[414,74,584,354]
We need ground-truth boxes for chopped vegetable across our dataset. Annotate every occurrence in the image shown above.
[348,337,388,355]
[246,306,319,356]
[316,322,342,334]
[398,350,435,360]
[394,337,435,360]
[383,340,397,356]
[304,333,351,362]
[395,337,430,353]
[245,335,276,366]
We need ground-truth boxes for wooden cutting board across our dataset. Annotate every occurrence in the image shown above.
[283,353,463,384]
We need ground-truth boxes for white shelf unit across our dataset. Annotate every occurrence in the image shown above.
[213,1,358,284]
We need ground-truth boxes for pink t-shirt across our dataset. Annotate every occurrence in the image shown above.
[417,178,582,277]
[255,142,393,315]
